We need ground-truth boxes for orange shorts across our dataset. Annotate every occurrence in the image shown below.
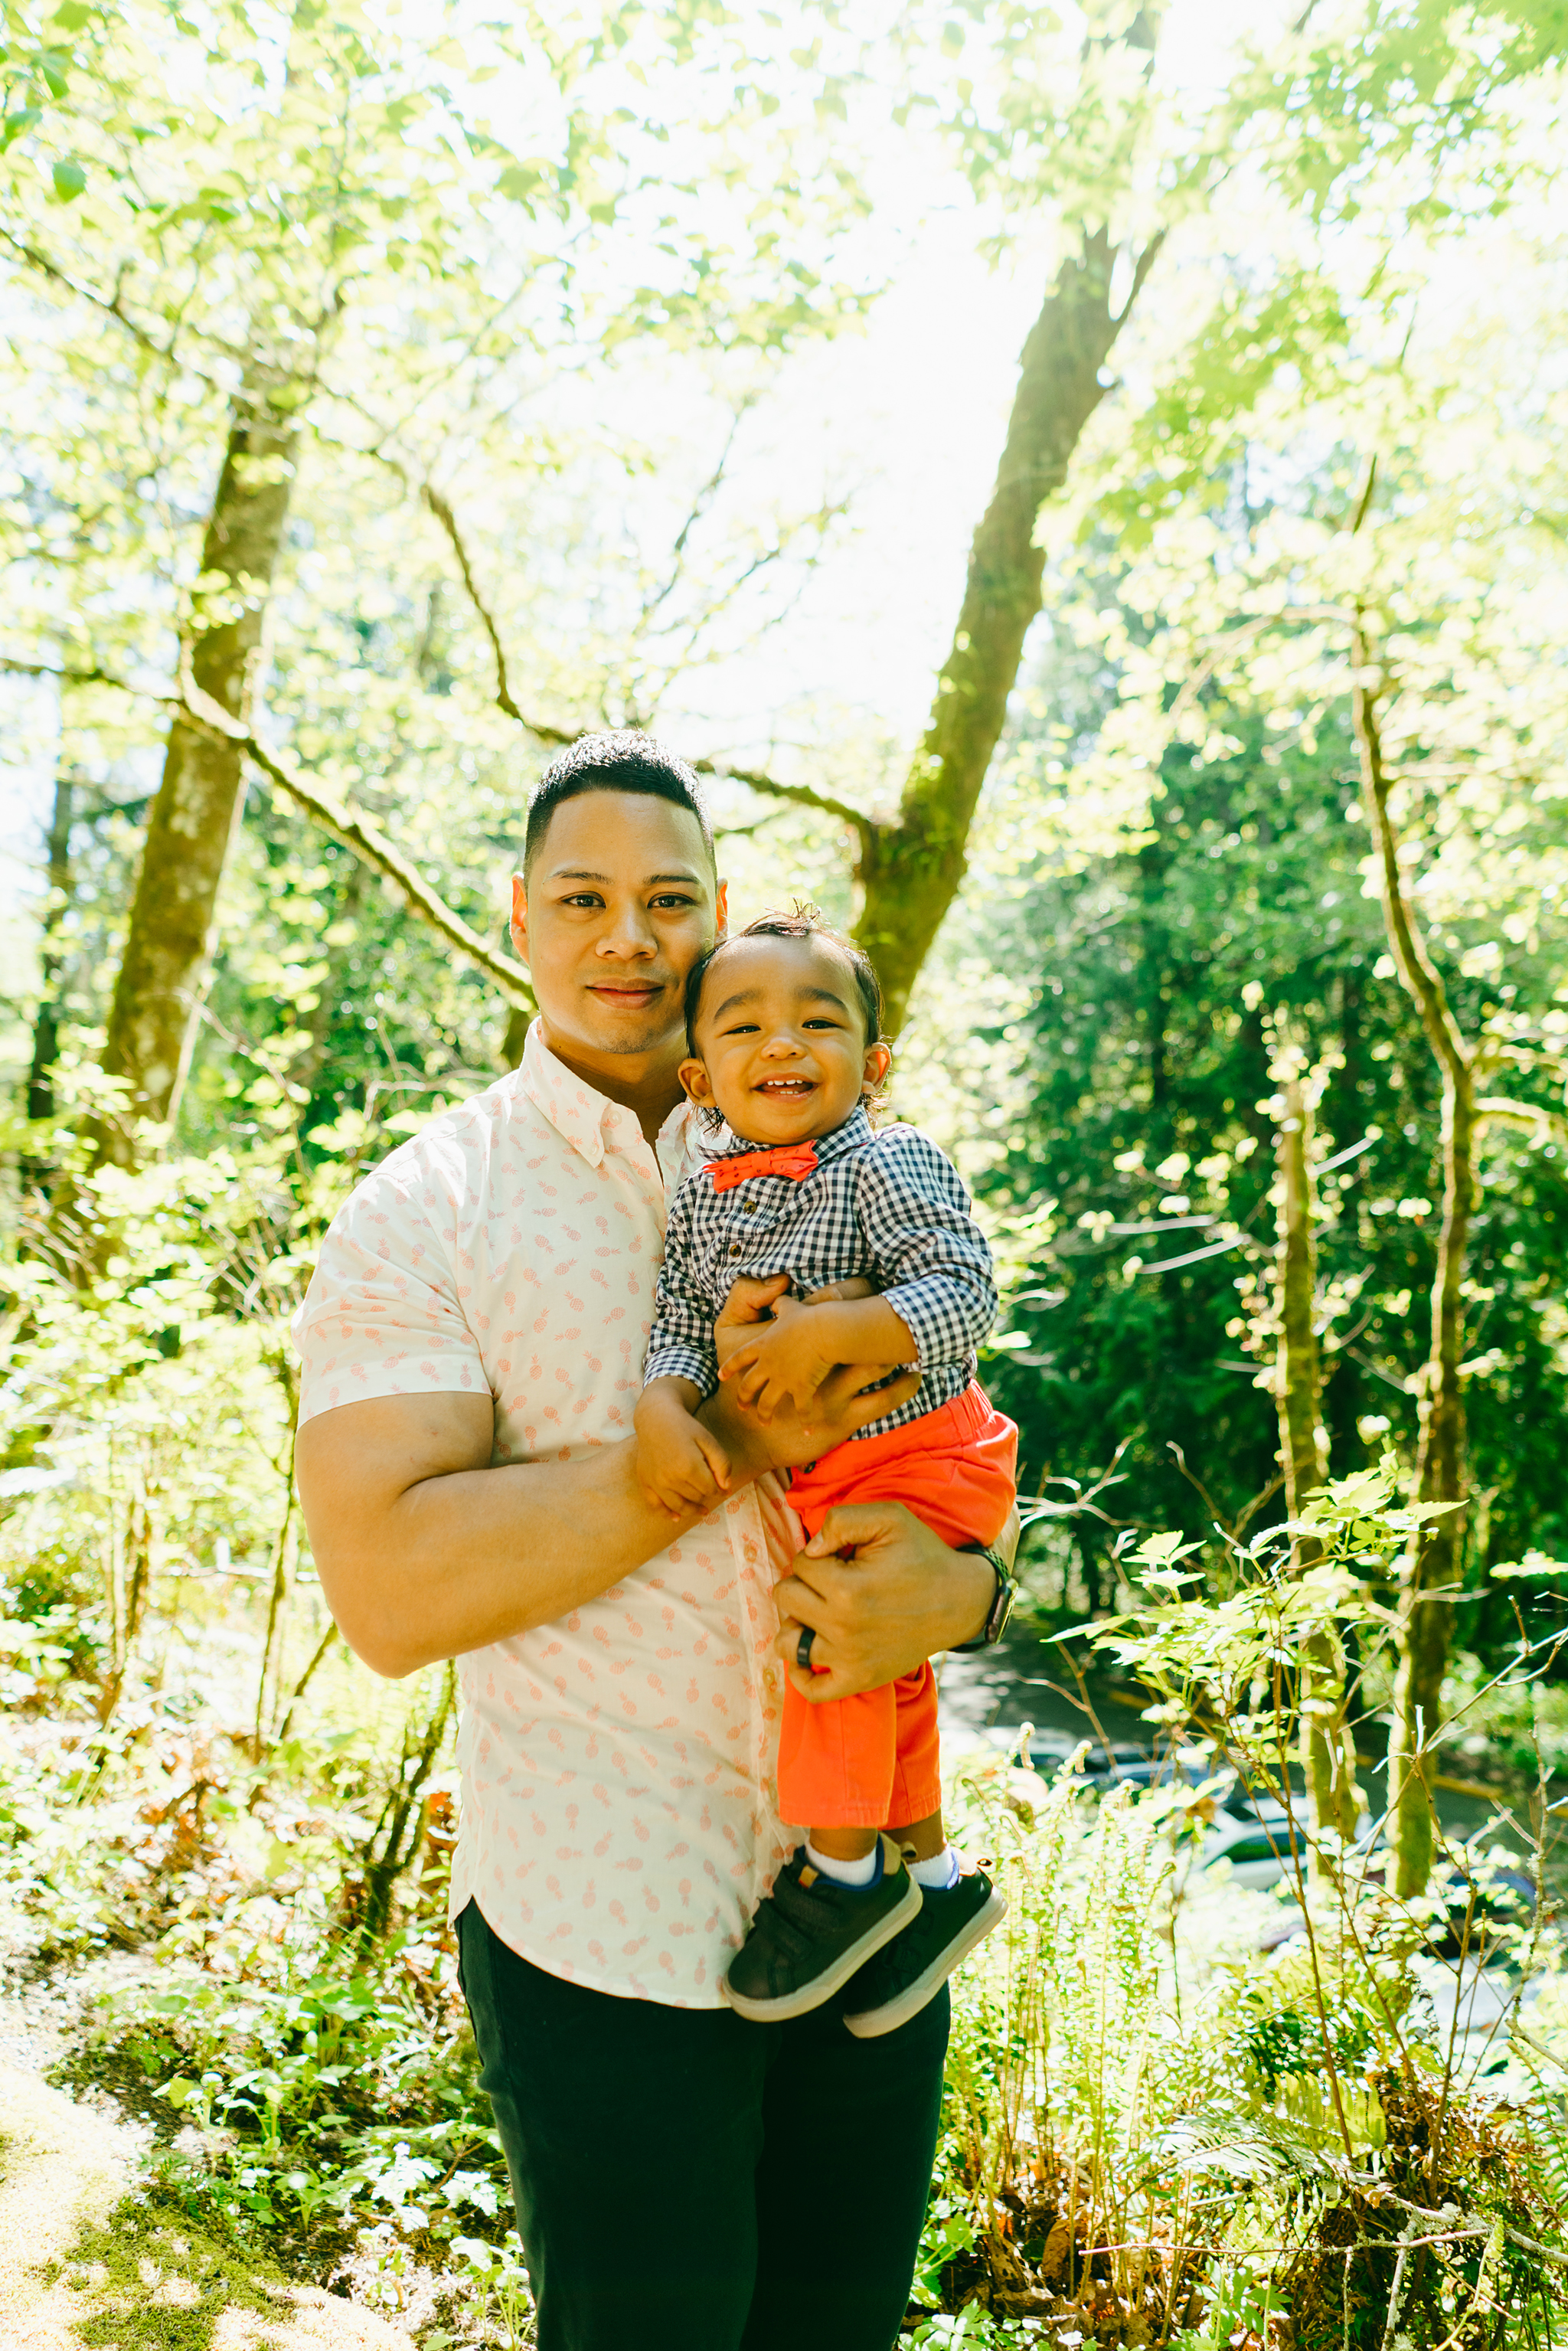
[778,1382,1018,1831]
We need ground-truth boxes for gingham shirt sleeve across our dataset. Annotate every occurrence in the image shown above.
[643,1174,720,1397]
[855,1128,998,1370]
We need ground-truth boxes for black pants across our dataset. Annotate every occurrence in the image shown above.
[456,1901,948,2351]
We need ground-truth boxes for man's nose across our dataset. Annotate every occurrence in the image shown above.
[596,901,658,959]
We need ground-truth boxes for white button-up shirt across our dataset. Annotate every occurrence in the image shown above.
[294,1020,799,2006]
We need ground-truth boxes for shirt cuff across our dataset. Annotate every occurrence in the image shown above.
[880,1277,985,1372]
[642,1344,719,1400]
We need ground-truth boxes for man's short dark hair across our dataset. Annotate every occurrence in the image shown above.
[684,910,884,1053]
[524,731,716,881]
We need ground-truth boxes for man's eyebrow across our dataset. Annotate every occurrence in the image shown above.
[547,868,703,884]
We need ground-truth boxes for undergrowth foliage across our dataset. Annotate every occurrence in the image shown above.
[911,1751,1568,2349]
[3,1087,1568,2349]
[906,1460,1568,2348]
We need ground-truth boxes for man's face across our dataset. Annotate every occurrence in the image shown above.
[510,790,726,1075]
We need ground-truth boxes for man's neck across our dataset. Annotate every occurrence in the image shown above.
[538,1025,687,1144]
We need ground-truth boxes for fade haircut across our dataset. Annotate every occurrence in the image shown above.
[523,730,716,882]
[684,908,884,1055]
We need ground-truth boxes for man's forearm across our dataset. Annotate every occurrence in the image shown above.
[296,1398,733,1677]
[293,1368,912,1681]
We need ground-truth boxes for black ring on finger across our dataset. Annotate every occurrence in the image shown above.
[796,1625,816,1672]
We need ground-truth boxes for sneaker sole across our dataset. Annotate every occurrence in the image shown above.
[842,1885,1009,2039]
[723,1864,924,2023]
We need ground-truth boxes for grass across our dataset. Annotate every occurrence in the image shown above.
[44,2182,289,2351]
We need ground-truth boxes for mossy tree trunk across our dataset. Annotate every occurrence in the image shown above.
[26,768,74,1124]
[1352,624,1472,1899]
[852,224,1164,1035]
[1269,1039,1358,1867]
[93,364,308,1166]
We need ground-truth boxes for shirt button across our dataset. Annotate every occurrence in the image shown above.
[729,1242,742,1257]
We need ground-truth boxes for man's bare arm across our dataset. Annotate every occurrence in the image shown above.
[295,1359,921,1679]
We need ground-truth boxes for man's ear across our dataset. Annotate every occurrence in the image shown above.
[509,872,530,968]
[679,1057,714,1107]
[714,878,729,938]
[863,1041,892,1094]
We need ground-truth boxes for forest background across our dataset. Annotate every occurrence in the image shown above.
[5,0,1568,2345]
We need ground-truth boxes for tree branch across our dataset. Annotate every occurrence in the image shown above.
[690,757,876,841]
[1114,230,1167,330]
[1475,1097,1568,1145]
[175,669,534,1008]
[415,487,877,845]
[1350,616,1469,1090]
[418,482,573,747]
[2,655,533,1008]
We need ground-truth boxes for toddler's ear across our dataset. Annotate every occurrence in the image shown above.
[679,1057,713,1107]
[861,1042,892,1095]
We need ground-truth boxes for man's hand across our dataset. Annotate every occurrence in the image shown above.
[771,1502,1000,1702]
[704,1355,919,1480]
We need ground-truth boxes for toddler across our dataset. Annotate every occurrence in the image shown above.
[635,911,1016,2036]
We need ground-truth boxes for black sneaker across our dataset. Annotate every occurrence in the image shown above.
[724,1836,923,2022]
[841,1859,1006,2039]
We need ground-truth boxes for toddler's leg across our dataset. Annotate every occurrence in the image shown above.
[724,1681,921,2023]
[839,1663,1005,2037]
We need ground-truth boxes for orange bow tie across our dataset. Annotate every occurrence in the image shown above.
[705,1141,819,1192]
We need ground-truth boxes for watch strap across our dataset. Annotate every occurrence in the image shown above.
[949,1543,1014,1653]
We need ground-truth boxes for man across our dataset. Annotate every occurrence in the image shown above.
[292,732,1011,2351]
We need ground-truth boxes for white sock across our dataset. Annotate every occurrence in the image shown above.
[909,1845,960,1891]
[805,1837,880,1888]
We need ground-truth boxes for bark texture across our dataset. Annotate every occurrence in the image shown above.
[96,368,304,1162]
[1354,627,1472,1898]
[854,224,1162,1034]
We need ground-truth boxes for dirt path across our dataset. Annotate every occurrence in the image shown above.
[0,2061,420,2351]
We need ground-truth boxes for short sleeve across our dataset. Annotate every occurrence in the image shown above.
[292,1139,487,1426]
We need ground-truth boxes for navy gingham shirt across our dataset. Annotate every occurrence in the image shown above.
[644,1106,998,1441]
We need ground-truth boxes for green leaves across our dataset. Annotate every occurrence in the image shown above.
[49,152,83,196]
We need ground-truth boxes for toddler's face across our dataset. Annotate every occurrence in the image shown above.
[681,934,890,1145]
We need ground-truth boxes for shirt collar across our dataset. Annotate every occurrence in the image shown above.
[710,1103,873,1167]
[519,1018,691,1169]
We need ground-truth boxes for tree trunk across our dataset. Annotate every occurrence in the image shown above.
[1269,1039,1358,1865]
[852,224,1163,1034]
[1353,627,1472,1898]
[93,364,306,1164]
[26,767,74,1124]
[21,768,75,1205]
[501,999,531,1070]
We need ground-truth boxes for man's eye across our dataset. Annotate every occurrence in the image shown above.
[650,894,697,910]
[561,894,603,908]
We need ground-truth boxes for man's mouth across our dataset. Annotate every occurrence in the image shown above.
[589,982,664,1009]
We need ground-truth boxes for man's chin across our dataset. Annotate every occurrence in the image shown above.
[570,998,683,1058]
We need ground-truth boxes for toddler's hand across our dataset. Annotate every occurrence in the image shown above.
[718,1314,833,1424]
[634,1388,733,1518]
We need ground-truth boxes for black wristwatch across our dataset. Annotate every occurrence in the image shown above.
[949,1543,1016,1653]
